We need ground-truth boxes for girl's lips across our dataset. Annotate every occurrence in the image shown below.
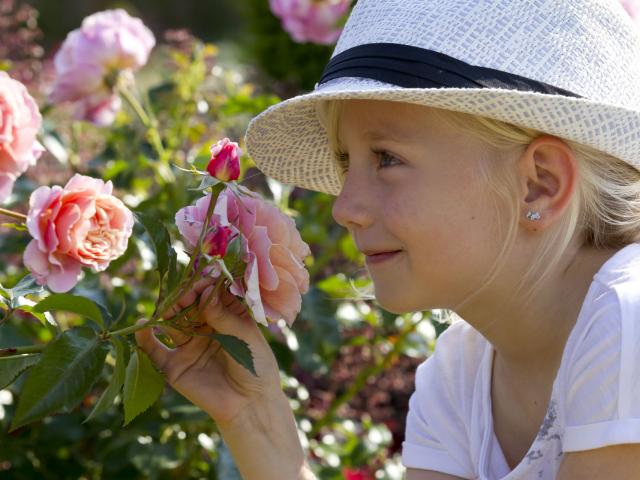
[365,250,401,264]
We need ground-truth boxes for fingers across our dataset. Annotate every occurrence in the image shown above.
[198,285,258,337]
[163,278,217,322]
[160,325,194,348]
[134,320,172,370]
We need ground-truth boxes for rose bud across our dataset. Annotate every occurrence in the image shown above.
[206,138,241,182]
[203,226,234,257]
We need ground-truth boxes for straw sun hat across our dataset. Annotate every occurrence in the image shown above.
[244,0,640,196]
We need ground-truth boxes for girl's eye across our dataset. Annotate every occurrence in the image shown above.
[333,149,402,173]
[375,150,402,169]
[335,151,349,174]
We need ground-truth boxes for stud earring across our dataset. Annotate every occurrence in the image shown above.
[526,210,541,221]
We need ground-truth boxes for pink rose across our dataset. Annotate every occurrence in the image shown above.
[23,174,134,292]
[0,72,43,202]
[175,188,311,326]
[50,9,155,125]
[207,138,241,182]
[269,0,352,45]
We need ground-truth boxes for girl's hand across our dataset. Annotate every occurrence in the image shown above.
[134,277,281,428]
[135,278,316,479]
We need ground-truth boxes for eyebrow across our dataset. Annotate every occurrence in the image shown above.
[362,127,416,143]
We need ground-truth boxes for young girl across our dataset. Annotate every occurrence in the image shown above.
[135,0,640,478]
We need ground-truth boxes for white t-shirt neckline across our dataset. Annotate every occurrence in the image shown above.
[478,246,628,479]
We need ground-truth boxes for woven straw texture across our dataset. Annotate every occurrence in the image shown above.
[245,0,640,196]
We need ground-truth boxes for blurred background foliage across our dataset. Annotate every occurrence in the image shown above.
[0,0,449,478]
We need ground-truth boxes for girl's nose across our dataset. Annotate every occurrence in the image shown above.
[331,170,374,231]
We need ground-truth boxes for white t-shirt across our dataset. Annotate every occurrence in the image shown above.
[402,242,640,479]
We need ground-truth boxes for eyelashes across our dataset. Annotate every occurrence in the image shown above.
[335,150,349,174]
[333,149,402,174]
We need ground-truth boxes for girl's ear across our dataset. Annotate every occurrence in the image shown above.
[516,135,578,233]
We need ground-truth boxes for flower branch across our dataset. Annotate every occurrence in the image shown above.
[0,207,27,222]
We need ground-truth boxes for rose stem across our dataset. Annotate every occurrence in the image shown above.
[0,345,45,358]
[0,208,27,222]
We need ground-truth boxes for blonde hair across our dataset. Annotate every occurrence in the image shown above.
[315,99,640,320]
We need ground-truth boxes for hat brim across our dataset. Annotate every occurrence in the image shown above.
[245,78,640,196]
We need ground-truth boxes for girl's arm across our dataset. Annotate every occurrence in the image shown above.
[218,391,316,479]
[135,278,317,479]
[556,444,640,480]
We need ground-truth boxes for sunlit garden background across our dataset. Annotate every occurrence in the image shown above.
[0,1,450,478]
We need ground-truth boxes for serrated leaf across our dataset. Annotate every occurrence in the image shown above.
[123,349,165,426]
[84,337,127,423]
[0,355,39,389]
[10,327,108,430]
[33,294,104,328]
[134,212,178,288]
[212,334,257,376]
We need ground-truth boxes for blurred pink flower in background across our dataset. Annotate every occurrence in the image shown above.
[49,9,155,126]
[207,138,241,182]
[176,188,311,326]
[269,0,352,45]
[24,174,134,292]
[620,0,640,23]
[0,71,43,203]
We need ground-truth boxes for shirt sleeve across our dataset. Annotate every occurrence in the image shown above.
[562,282,640,452]
[401,322,476,478]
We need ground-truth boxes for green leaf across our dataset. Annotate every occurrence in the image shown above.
[216,258,235,284]
[34,294,104,328]
[7,275,43,309]
[192,175,220,191]
[212,334,257,376]
[84,338,127,423]
[16,304,56,327]
[0,355,39,390]
[10,327,109,431]
[167,249,179,292]
[134,212,178,288]
[122,349,165,426]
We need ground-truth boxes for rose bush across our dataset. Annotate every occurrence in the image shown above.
[0,4,427,479]
[50,9,155,125]
[23,174,134,292]
[0,71,43,202]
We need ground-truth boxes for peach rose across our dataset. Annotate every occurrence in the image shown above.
[23,174,134,292]
[176,188,311,326]
[0,72,43,202]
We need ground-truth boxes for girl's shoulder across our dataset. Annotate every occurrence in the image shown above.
[557,242,640,452]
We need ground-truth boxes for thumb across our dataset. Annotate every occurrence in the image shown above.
[134,319,171,371]
[199,284,260,339]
